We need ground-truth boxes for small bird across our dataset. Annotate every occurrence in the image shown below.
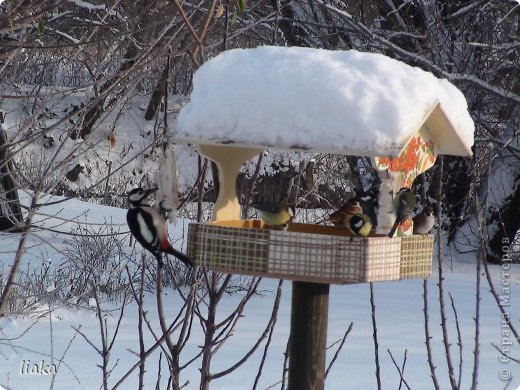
[388,188,416,237]
[413,205,435,235]
[327,198,364,227]
[252,202,295,231]
[126,187,192,267]
[348,214,373,237]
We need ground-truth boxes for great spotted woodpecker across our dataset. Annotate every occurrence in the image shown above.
[126,187,192,267]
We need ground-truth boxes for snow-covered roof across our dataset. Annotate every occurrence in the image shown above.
[174,46,474,157]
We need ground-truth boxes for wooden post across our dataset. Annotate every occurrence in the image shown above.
[288,281,330,390]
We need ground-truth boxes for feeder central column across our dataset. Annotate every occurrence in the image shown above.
[288,281,330,390]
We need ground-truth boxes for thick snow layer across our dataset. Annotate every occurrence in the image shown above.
[0,195,519,389]
[175,46,474,156]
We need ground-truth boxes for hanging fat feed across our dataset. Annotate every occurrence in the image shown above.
[107,129,116,148]
[157,144,179,224]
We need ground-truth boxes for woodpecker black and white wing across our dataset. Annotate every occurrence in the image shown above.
[127,208,160,255]
[127,206,192,267]
[127,187,192,268]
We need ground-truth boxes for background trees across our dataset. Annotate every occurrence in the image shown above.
[3,0,518,260]
[0,1,519,387]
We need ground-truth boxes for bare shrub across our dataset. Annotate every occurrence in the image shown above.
[61,222,136,305]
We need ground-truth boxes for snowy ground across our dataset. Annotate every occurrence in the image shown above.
[0,195,519,390]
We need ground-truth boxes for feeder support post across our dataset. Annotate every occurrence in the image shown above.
[288,281,329,390]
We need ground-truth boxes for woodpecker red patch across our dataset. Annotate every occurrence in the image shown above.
[159,230,171,251]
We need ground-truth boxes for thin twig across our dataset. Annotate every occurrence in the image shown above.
[243,152,264,218]
[253,280,283,390]
[280,338,290,390]
[423,279,440,390]
[212,279,279,379]
[155,257,180,388]
[325,321,353,378]
[369,282,381,390]
[387,349,411,390]
[490,343,520,364]
[436,156,458,389]
[449,292,463,388]
[472,194,483,390]
[125,259,146,389]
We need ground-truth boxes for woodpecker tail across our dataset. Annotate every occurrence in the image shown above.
[165,246,193,268]
[387,218,400,238]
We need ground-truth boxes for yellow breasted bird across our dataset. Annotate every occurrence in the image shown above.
[349,213,373,237]
[252,203,295,231]
[413,205,435,235]
[327,198,364,227]
[388,188,416,237]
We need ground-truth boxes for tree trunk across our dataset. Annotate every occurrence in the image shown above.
[72,43,138,140]
[0,113,23,232]
[145,59,170,120]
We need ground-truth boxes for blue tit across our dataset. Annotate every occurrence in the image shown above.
[252,203,295,231]
[348,213,373,237]
[413,205,435,235]
[327,198,364,227]
[388,188,416,237]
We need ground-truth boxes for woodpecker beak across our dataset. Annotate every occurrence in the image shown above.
[146,188,159,195]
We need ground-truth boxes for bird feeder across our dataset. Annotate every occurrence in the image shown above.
[173,46,474,390]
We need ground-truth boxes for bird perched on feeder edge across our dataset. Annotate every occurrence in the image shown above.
[126,187,192,267]
[413,204,435,235]
[327,198,364,227]
[388,188,416,237]
[348,213,373,237]
[252,202,295,231]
